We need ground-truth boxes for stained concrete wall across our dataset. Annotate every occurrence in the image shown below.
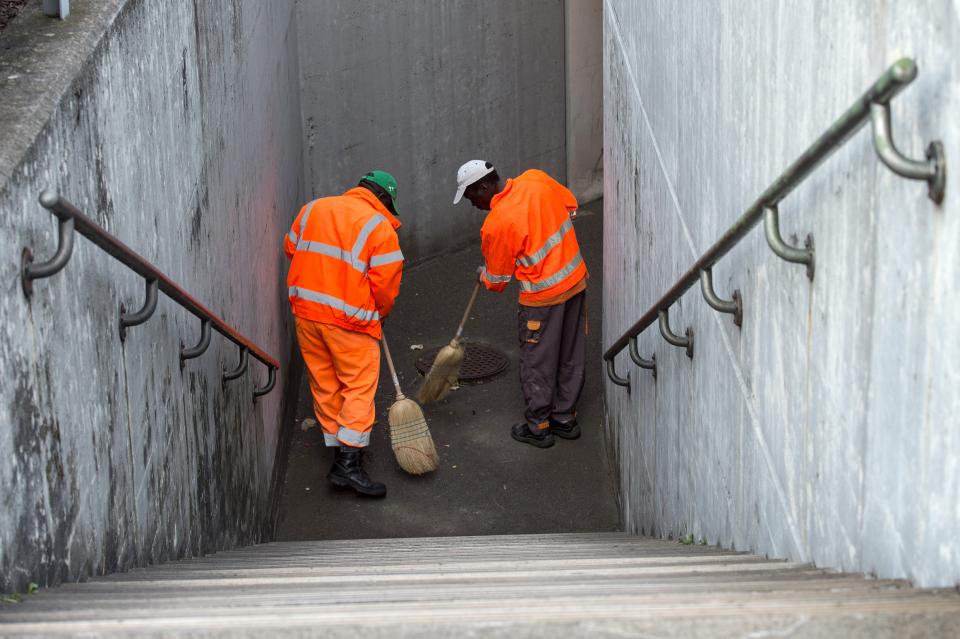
[0,0,303,591]
[603,1,959,587]
[295,0,566,264]
[565,0,603,202]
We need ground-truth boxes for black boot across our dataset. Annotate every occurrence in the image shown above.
[549,417,581,440]
[327,448,386,497]
[511,422,555,448]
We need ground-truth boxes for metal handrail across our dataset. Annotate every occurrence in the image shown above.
[604,58,946,392]
[21,190,279,400]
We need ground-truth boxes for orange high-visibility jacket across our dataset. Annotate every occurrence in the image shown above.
[284,187,403,339]
[479,169,586,304]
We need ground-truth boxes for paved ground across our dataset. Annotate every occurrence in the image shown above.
[274,199,620,540]
[0,0,28,33]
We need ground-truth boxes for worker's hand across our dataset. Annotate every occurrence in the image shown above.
[475,265,485,283]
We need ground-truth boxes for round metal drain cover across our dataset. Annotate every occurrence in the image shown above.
[415,342,509,383]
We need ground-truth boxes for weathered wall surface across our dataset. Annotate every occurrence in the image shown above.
[566,0,603,203]
[603,1,959,587]
[0,0,302,591]
[295,0,566,264]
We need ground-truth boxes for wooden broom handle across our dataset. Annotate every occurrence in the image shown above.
[453,281,482,340]
[380,331,404,397]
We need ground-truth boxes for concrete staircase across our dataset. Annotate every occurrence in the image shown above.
[2,533,958,637]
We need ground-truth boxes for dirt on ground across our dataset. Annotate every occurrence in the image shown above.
[0,0,29,33]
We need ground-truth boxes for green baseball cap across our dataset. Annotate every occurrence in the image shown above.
[360,170,399,215]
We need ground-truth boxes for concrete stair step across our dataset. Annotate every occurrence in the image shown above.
[2,533,957,637]
[44,566,852,597]
[257,532,635,545]
[104,553,777,578]
[43,567,848,600]
[24,575,905,610]
[3,590,958,632]
[179,543,739,562]
[45,560,813,590]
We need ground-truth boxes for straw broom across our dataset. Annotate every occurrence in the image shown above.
[417,281,481,404]
[381,331,439,475]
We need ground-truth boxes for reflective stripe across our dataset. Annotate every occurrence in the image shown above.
[294,207,394,275]
[352,214,387,257]
[517,218,573,268]
[295,200,318,249]
[484,270,512,284]
[337,426,371,447]
[287,230,298,243]
[519,251,583,293]
[323,433,341,447]
[369,250,404,268]
[288,286,381,322]
[298,240,369,274]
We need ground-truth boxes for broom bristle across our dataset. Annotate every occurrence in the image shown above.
[388,397,439,475]
[416,340,465,404]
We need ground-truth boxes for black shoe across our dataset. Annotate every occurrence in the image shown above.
[549,417,581,440]
[511,423,555,448]
[327,448,386,497]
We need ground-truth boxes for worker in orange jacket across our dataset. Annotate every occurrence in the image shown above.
[454,160,587,448]
[284,171,404,497]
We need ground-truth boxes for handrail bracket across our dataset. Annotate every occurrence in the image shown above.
[180,319,212,369]
[253,367,277,402]
[763,205,815,280]
[119,278,159,341]
[628,336,657,379]
[605,358,631,393]
[658,308,693,359]
[700,267,743,328]
[870,101,946,204]
[223,346,249,386]
[21,195,76,298]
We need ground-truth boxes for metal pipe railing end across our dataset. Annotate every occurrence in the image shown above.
[39,189,61,210]
[890,58,917,86]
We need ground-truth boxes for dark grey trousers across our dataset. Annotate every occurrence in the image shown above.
[517,291,586,429]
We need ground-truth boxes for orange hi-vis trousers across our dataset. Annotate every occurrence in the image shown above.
[294,316,380,447]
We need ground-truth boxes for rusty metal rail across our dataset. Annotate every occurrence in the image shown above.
[21,190,278,400]
[604,58,946,392]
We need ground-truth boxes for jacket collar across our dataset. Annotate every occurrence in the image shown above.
[489,178,514,210]
[345,187,402,230]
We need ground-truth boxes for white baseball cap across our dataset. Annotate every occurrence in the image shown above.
[453,160,495,204]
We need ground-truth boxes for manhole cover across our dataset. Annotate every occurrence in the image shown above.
[415,342,509,383]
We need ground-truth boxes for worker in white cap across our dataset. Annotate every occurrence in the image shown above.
[453,160,587,449]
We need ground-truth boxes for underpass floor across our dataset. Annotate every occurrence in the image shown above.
[274,198,619,540]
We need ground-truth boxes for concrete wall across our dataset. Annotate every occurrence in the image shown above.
[565,0,603,202]
[0,0,303,591]
[295,0,566,264]
[603,1,959,587]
